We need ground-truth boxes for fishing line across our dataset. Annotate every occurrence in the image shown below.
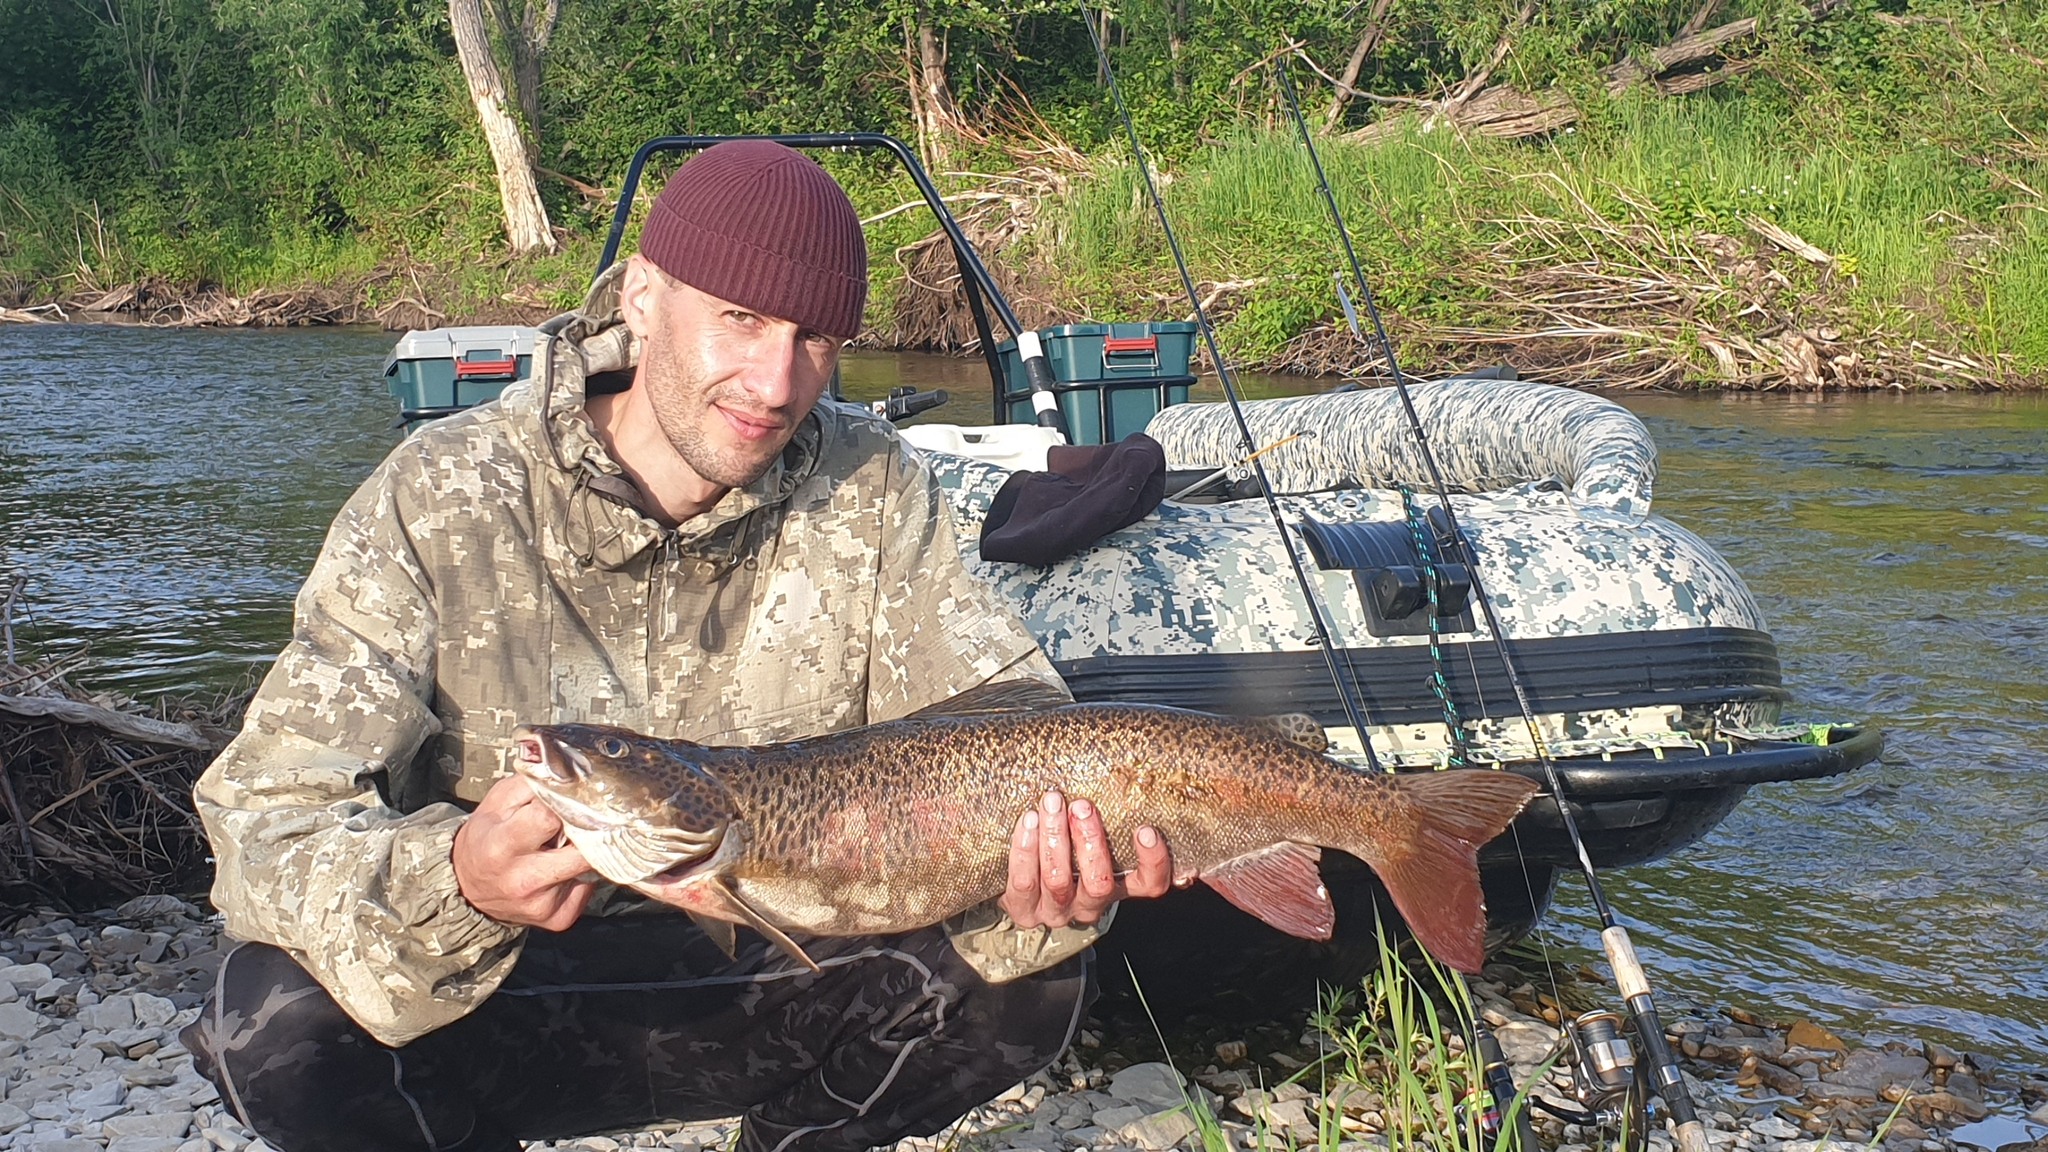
[1079,3,1382,757]
[1270,54,1707,1152]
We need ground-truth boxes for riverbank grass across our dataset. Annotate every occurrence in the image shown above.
[1037,95,2047,386]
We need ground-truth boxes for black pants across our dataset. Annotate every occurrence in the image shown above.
[180,917,1093,1152]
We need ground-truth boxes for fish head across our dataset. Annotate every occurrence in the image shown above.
[512,723,738,884]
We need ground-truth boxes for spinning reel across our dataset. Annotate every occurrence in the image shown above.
[1474,1011,1652,1152]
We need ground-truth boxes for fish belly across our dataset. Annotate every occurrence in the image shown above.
[728,873,970,936]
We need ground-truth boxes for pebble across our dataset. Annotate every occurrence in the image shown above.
[1105,1063,1187,1111]
[7,904,2043,1152]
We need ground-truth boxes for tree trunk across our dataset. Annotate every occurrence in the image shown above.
[1324,0,1397,131]
[908,16,959,171]
[450,0,555,254]
[488,0,561,144]
[1167,0,1188,96]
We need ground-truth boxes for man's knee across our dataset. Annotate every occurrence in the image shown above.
[181,943,386,1139]
[947,949,1098,1079]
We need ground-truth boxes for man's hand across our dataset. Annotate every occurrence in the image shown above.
[1001,790,1175,930]
[452,776,598,931]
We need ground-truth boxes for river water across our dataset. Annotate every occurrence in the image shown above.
[2,324,2043,1066]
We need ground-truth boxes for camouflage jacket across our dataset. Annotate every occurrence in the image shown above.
[195,269,1095,1047]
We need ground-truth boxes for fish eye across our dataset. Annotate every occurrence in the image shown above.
[598,737,628,758]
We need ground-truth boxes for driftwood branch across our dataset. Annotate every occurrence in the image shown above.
[1681,0,1726,39]
[0,576,21,664]
[535,166,607,204]
[0,694,216,751]
[1441,1,1536,118]
[1,649,240,909]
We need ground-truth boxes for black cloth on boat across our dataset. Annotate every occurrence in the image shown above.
[979,434,1167,566]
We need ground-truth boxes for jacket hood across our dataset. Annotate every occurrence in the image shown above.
[503,262,825,571]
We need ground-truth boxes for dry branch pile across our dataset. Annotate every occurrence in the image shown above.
[1261,183,2020,390]
[63,280,364,328]
[865,106,1097,355]
[0,652,238,913]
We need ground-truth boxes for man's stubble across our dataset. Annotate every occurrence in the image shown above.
[639,316,785,492]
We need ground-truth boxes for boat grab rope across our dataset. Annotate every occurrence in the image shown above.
[1397,484,1471,769]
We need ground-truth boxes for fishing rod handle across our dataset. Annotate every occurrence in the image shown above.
[1014,330,1071,440]
[1604,927,1707,1152]
[1473,1022,1541,1152]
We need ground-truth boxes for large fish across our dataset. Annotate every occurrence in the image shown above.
[511,680,1540,974]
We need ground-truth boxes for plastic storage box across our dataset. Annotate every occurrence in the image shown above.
[384,326,540,422]
[997,322,1199,445]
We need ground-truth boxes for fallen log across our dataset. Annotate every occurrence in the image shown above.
[1349,2,1841,144]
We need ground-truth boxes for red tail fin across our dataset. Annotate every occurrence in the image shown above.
[1352,770,1540,973]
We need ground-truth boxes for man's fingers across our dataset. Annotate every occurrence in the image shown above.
[1000,809,1042,927]
[525,842,593,889]
[496,787,569,850]
[1125,825,1174,899]
[1035,791,1074,912]
[1068,799,1120,906]
[535,878,598,933]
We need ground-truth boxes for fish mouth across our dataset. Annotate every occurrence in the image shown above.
[527,785,632,833]
[514,726,590,785]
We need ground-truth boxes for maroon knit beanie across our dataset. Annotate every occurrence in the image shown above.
[638,140,868,339]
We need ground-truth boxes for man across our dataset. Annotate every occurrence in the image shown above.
[183,140,1173,1152]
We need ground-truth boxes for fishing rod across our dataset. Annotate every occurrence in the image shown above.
[1269,55,1708,1152]
[1077,16,1542,1152]
[1076,5,1381,749]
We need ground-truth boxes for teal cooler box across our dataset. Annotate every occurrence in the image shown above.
[384,326,539,424]
[998,321,1198,445]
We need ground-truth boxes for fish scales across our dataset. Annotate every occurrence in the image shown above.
[514,694,1540,973]
[717,705,1399,919]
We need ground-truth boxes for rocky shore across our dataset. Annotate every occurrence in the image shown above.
[3,900,2043,1152]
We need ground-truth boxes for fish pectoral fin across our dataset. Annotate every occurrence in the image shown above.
[906,676,1071,718]
[1240,713,1329,753]
[708,879,822,974]
[1200,842,1334,940]
[688,913,739,960]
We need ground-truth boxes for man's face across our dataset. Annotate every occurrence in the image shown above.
[622,256,844,490]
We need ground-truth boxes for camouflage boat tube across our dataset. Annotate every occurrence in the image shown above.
[913,380,1777,772]
[1143,377,1659,520]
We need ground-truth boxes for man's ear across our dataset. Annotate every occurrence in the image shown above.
[618,254,664,340]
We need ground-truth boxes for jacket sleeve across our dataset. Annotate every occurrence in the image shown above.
[866,445,1108,981]
[192,457,524,1048]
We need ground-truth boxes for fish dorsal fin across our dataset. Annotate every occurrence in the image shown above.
[907,676,1071,719]
[1200,842,1334,940]
[1239,713,1328,753]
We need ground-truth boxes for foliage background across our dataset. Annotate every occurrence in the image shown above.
[2,0,2043,384]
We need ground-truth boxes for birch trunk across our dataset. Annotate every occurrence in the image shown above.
[488,0,562,144]
[450,0,555,254]
[915,19,958,171]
